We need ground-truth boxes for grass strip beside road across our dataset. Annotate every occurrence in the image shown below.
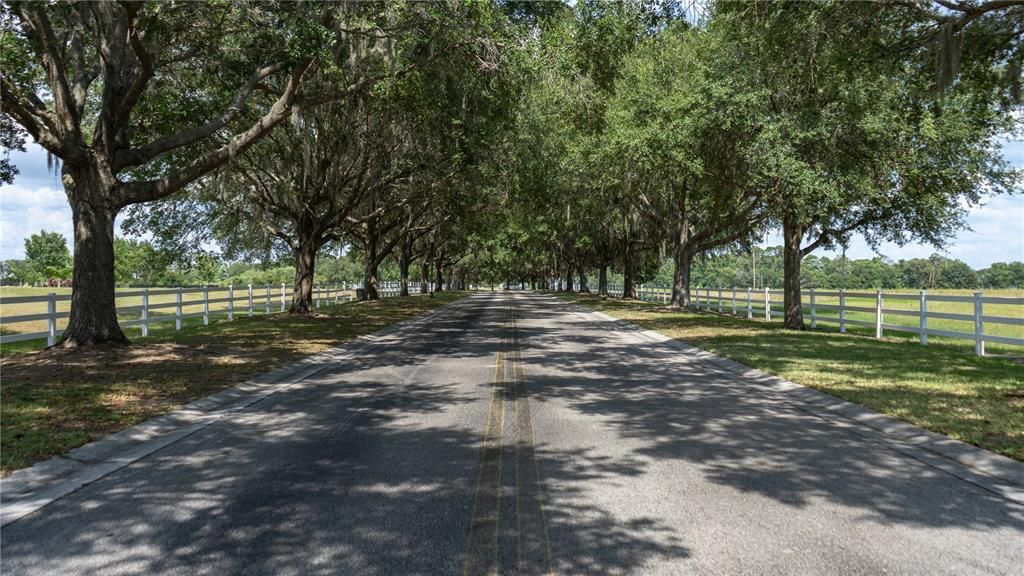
[0,292,467,475]
[555,292,1024,462]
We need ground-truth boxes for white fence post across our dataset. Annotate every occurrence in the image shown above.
[839,288,846,333]
[764,287,770,321]
[203,286,209,325]
[228,285,234,321]
[746,288,752,319]
[974,291,985,357]
[732,287,737,315]
[247,284,254,317]
[265,284,271,314]
[810,287,816,329]
[175,286,183,330]
[280,283,286,312]
[919,290,928,345]
[875,289,883,339]
[47,292,56,346]
[316,285,321,308]
[141,287,149,337]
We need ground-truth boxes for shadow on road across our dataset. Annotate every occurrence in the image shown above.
[518,295,1024,534]
[1,293,691,575]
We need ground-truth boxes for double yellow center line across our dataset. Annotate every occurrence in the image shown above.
[464,296,554,576]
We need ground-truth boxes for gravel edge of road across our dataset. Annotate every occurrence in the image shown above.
[0,295,476,528]
[547,294,1024,507]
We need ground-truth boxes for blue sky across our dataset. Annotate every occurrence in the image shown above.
[1,139,1022,268]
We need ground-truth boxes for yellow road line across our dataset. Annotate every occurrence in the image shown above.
[463,301,509,576]
[510,297,556,576]
[464,295,556,575]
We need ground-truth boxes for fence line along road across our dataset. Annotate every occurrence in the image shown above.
[587,284,1023,357]
[0,281,420,347]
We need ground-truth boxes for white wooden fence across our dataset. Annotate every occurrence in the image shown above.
[0,281,415,347]
[592,284,1024,356]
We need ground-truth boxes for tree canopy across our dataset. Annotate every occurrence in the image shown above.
[2,0,1021,346]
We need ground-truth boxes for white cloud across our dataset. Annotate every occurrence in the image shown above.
[0,183,74,260]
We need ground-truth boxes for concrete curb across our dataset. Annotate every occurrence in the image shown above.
[552,295,1024,507]
[0,295,474,527]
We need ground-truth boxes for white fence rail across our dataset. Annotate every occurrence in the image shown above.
[593,284,1023,356]
[0,281,416,347]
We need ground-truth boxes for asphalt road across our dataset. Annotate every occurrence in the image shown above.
[2,292,1023,575]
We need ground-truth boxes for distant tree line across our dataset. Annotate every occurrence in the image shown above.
[0,231,383,288]
[4,231,1019,292]
[644,248,1024,291]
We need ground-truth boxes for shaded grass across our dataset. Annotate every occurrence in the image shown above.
[0,292,466,475]
[556,293,1024,462]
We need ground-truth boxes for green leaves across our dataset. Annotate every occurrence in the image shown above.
[24,230,71,280]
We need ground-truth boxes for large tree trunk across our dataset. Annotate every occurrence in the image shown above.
[363,258,380,301]
[290,232,317,314]
[420,258,430,293]
[622,212,638,299]
[598,264,608,296]
[363,228,380,301]
[671,249,694,308]
[669,217,691,308]
[434,260,444,293]
[577,264,590,293]
[623,239,637,299]
[783,215,805,329]
[61,169,128,346]
[399,245,411,297]
[564,265,574,293]
[623,262,635,298]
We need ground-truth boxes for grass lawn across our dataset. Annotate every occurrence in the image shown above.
[556,292,1024,462]
[0,292,466,475]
